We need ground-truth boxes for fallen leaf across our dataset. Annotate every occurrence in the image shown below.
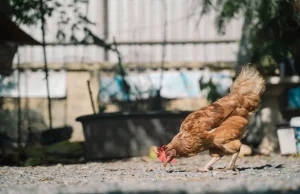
[166,169,186,173]
[149,146,158,159]
[275,164,284,169]
[39,177,53,181]
[146,168,153,172]
[141,157,151,162]
[105,168,125,171]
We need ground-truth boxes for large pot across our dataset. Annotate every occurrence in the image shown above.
[76,111,190,160]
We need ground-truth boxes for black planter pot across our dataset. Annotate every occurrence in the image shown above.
[76,111,191,160]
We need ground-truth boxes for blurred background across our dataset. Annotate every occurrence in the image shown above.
[0,0,300,166]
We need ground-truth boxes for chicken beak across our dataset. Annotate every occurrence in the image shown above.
[163,161,168,167]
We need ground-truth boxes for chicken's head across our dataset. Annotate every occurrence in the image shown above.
[157,145,176,167]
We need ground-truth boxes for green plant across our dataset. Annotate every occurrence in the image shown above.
[196,0,300,75]
[10,0,96,43]
[9,0,136,113]
[199,77,222,103]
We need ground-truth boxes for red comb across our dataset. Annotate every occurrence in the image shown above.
[159,145,166,152]
[157,145,176,164]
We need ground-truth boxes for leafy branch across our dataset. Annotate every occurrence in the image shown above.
[196,0,300,75]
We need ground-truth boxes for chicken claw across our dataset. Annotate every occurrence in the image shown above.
[196,167,213,172]
[196,156,220,172]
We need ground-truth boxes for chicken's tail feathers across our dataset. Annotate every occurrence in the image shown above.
[230,65,266,96]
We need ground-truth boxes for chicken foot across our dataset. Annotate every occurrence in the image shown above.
[197,156,221,172]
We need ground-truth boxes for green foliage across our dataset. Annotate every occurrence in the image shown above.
[24,141,84,166]
[98,104,107,113]
[198,0,300,75]
[199,77,222,103]
[9,0,132,112]
[215,0,247,34]
[10,0,58,26]
[9,0,101,45]
[43,141,84,156]
[24,157,41,166]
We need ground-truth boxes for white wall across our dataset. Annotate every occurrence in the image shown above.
[16,0,244,64]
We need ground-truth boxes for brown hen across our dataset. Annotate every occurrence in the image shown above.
[161,66,265,171]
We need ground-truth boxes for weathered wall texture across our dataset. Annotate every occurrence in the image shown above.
[2,69,211,142]
[65,71,99,141]
[16,0,243,65]
[2,70,99,141]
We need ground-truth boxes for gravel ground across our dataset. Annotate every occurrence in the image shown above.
[1,153,300,194]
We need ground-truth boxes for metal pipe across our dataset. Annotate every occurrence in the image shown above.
[17,50,22,148]
[39,0,53,130]
[45,39,238,46]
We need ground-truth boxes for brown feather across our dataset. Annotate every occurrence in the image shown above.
[166,66,265,158]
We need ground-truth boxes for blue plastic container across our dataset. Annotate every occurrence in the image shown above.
[297,142,300,153]
[295,128,300,140]
[290,117,300,153]
[290,117,300,138]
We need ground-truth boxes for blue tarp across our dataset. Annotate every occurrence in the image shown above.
[288,87,300,108]
[99,69,232,102]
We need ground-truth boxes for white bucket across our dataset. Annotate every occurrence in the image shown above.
[277,127,297,155]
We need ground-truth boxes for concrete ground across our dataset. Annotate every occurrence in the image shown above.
[1,153,300,194]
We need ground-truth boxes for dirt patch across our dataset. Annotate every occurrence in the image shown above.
[0,154,300,193]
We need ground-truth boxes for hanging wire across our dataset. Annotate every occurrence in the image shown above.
[159,0,168,91]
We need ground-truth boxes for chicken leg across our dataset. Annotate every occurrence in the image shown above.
[197,156,221,172]
[226,151,239,170]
